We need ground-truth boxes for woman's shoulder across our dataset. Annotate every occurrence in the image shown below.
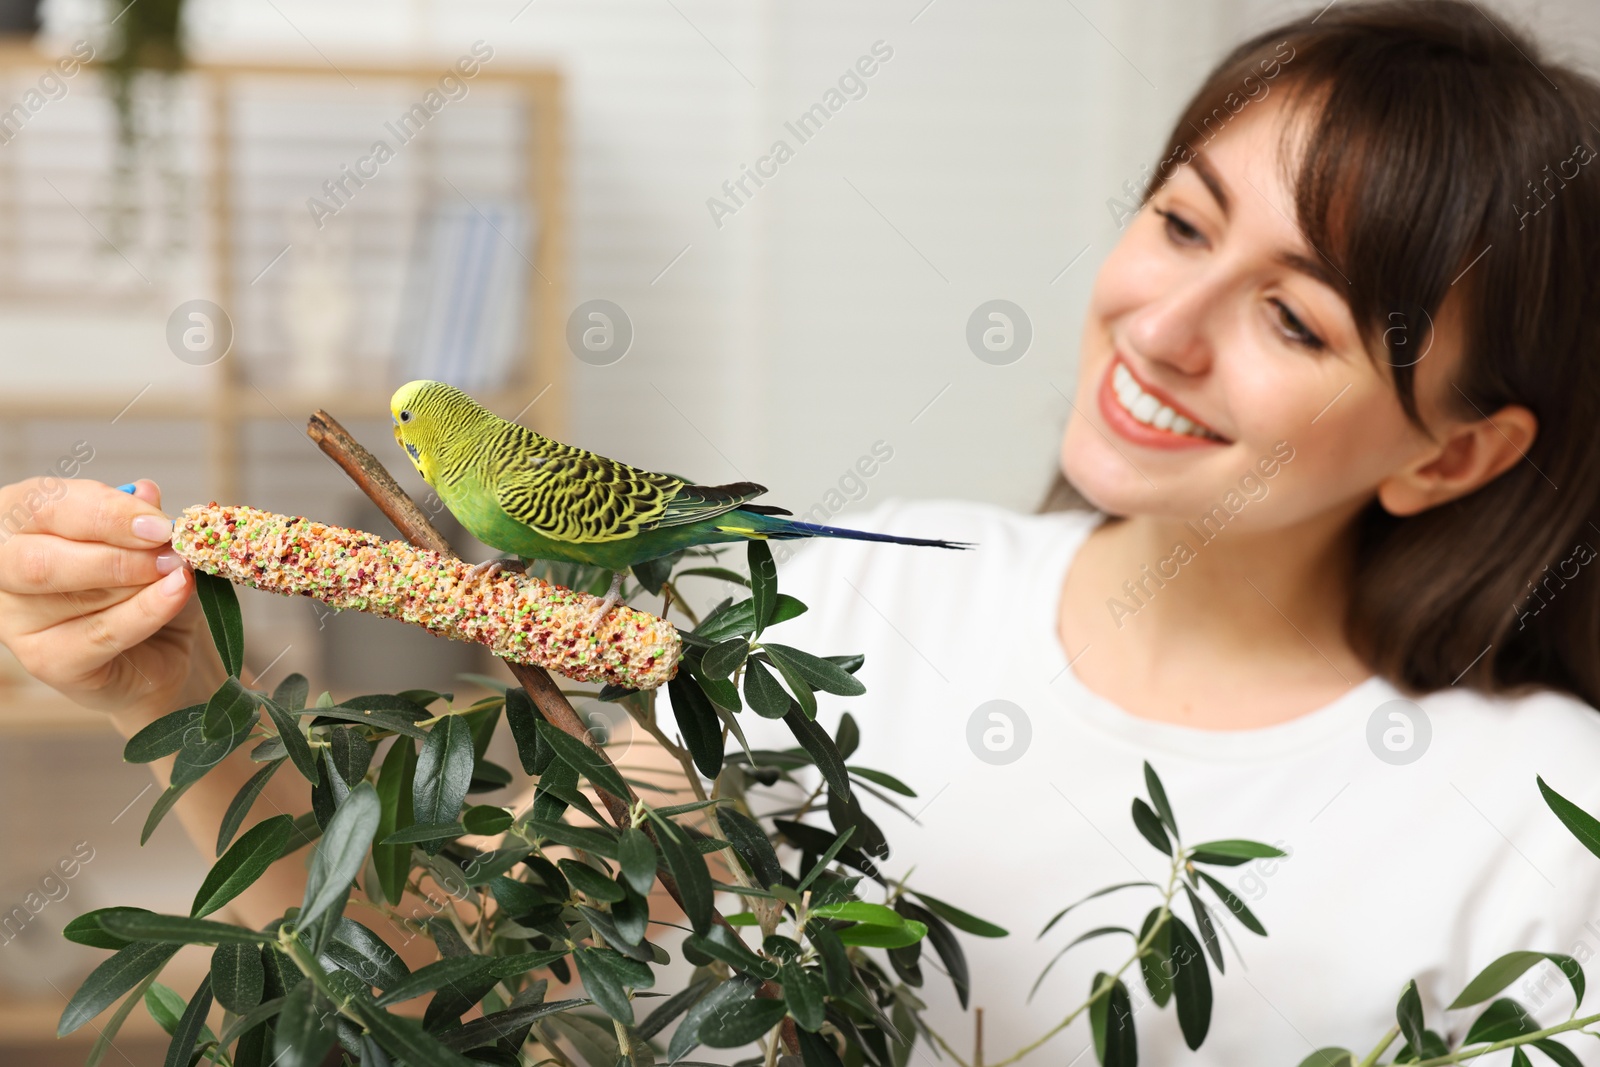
[1409,680,1600,803]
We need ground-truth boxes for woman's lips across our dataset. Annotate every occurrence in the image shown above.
[1095,355,1229,450]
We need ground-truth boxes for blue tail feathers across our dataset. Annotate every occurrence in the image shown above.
[726,510,975,549]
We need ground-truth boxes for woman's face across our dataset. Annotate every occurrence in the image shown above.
[1061,93,1459,532]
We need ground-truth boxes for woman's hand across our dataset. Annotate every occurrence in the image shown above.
[0,477,203,715]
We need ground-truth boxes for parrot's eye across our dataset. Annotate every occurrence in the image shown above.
[399,410,413,423]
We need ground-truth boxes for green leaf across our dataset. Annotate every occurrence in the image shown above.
[123,703,203,763]
[1169,916,1212,1050]
[202,675,256,742]
[261,695,318,783]
[647,810,714,936]
[781,962,826,1031]
[1029,926,1134,1002]
[100,912,272,945]
[373,956,493,1007]
[346,994,480,1067]
[675,566,751,587]
[503,686,543,775]
[1396,979,1425,1059]
[760,651,816,718]
[1448,950,1585,1011]
[667,674,726,779]
[141,780,195,847]
[1185,884,1223,973]
[1295,1051,1356,1067]
[783,705,852,797]
[59,941,180,1036]
[1196,871,1266,936]
[717,806,784,889]
[1533,1039,1585,1067]
[521,817,620,858]
[699,995,787,1048]
[669,975,761,1060]
[1144,761,1178,838]
[298,781,380,931]
[195,570,244,677]
[1540,775,1600,860]
[618,827,657,897]
[1089,973,1137,1067]
[637,975,715,1041]
[701,637,750,680]
[160,975,213,1067]
[760,643,866,697]
[192,814,296,918]
[847,765,915,797]
[573,945,653,1023]
[84,969,164,1067]
[273,673,309,711]
[742,657,793,719]
[272,980,335,1067]
[217,758,285,855]
[749,541,778,636]
[1462,997,1536,1044]
[372,736,417,906]
[300,704,430,739]
[64,907,154,950]
[436,998,588,1051]
[836,920,927,949]
[559,859,626,903]
[462,804,512,835]
[1186,839,1287,865]
[142,981,186,1034]
[380,820,466,844]
[694,593,807,643]
[211,942,264,1014]
[534,719,628,800]
[1138,907,1173,1008]
[810,901,903,925]
[1132,798,1172,856]
[325,917,411,992]
[412,716,475,853]
[796,825,856,893]
[909,891,1008,938]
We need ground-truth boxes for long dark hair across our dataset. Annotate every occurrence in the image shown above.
[1037,1,1600,707]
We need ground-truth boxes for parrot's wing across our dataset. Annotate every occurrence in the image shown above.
[492,444,680,544]
[652,480,772,529]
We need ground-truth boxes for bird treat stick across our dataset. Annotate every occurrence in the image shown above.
[170,502,682,691]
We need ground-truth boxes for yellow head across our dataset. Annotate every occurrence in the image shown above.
[389,380,492,486]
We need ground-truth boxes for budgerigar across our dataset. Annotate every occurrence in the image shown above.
[389,380,974,627]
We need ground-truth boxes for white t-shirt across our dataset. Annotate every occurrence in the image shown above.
[665,497,1600,1065]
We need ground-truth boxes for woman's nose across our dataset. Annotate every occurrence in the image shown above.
[1121,274,1221,378]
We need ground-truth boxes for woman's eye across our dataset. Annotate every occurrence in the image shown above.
[1270,298,1326,351]
[1154,206,1204,246]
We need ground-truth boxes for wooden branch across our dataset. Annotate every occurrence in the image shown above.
[306,409,634,828]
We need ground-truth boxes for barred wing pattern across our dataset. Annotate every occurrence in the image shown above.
[482,421,767,544]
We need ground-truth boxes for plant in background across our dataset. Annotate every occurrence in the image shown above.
[101,0,187,257]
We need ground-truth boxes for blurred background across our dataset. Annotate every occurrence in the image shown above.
[0,0,1594,1061]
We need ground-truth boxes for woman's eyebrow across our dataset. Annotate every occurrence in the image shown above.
[1189,153,1232,219]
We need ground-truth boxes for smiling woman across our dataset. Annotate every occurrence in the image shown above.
[710,0,1600,1062]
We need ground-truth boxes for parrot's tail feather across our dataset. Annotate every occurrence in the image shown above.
[715,515,975,549]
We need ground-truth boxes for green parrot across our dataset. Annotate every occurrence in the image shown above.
[389,379,975,626]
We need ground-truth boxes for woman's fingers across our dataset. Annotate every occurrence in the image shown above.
[5,477,174,549]
[9,565,193,693]
[0,532,181,596]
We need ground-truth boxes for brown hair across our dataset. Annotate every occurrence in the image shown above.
[1038,1,1600,706]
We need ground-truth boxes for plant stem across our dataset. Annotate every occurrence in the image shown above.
[1407,1012,1600,1066]
[1355,1025,1399,1067]
[929,854,1183,1067]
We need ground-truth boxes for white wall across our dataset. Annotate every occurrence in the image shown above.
[26,0,1600,523]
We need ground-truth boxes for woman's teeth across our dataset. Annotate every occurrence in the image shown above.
[1112,363,1224,441]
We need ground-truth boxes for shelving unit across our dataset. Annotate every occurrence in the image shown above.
[0,40,568,1062]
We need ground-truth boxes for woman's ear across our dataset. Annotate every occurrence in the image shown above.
[1376,403,1537,516]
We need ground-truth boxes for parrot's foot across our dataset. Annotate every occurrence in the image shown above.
[585,572,627,631]
[467,557,528,582]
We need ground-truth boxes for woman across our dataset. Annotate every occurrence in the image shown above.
[3,0,1599,1061]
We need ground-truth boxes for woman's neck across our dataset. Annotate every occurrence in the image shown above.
[1058,506,1374,730]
